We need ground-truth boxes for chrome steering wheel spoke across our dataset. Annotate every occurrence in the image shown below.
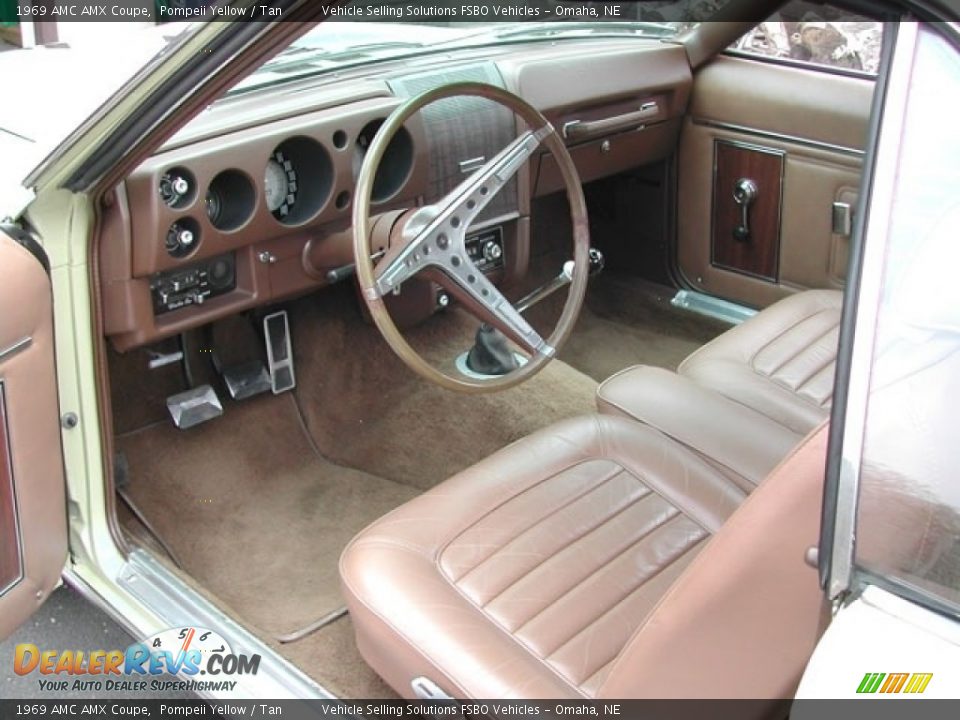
[374,127,550,299]
[437,252,550,357]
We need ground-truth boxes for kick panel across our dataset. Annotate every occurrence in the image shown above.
[711,140,784,282]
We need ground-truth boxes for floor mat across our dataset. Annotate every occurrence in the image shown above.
[289,287,600,490]
[117,393,418,638]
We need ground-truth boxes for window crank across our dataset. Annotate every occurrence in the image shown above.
[732,178,758,243]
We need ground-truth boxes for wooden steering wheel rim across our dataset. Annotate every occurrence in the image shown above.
[352,81,590,393]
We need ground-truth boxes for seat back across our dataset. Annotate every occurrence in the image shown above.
[598,424,830,699]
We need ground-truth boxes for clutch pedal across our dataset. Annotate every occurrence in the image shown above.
[264,310,296,394]
[166,384,223,430]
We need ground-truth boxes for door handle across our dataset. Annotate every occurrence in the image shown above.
[732,178,758,242]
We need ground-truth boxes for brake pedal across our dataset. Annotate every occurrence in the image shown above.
[221,361,272,400]
[263,310,296,394]
[166,384,223,430]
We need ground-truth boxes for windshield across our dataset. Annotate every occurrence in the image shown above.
[227,0,724,94]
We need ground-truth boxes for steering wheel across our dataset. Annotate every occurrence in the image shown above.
[353,82,590,393]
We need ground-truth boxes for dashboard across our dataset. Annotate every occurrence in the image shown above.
[99,39,691,351]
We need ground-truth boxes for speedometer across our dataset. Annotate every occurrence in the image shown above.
[264,151,297,218]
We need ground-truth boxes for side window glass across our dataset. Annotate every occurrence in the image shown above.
[853,28,960,614]
[731,1,884,75]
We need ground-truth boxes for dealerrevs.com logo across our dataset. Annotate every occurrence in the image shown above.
[13,627,260,693]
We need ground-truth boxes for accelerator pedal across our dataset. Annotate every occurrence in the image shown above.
[264,310,296,394]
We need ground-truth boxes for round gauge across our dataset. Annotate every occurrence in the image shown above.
[264,151,298,219]
[205,188,222,225]
[144,626,232,659]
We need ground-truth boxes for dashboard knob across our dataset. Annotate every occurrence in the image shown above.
[483,241,503,263]
[171,176,190,196]
[165,220,199,258]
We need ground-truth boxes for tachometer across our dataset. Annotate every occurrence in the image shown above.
[264,151,297,218]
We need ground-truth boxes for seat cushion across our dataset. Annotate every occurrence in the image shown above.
[597,366,803,491]
[340,415,745,699]
[596,424,830,699]
[679,289,843,435]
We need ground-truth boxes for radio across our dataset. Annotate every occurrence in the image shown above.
[150,252,236,315]
[465,226,504,272]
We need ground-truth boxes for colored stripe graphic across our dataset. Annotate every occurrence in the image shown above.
[880,673,909,693]
[857,673,885,693]
[904,673,933,694]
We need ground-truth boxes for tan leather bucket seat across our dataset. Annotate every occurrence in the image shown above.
[596,290,843,490]
[678,289,843,435]
[340,415,829,700]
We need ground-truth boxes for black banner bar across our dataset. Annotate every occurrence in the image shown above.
[0,0,794,25]
[2,700,960,720]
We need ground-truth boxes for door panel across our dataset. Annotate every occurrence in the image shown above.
[0,231,68,640]
[677,55,873,308]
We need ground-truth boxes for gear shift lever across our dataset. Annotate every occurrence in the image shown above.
[465,249,605,376]
[516,248,605,313]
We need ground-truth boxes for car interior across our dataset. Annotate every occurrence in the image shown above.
[91,2,886,701]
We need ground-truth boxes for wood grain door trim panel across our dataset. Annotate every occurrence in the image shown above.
[710,140,785,282]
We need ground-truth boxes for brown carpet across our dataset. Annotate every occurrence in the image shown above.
[117,393,418,638]
[525,188,728,380]
[273,616,397,699]
[518,254,729,382]
[562,275,729,381]
[288,286,600,490]
[111,267,724,698]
